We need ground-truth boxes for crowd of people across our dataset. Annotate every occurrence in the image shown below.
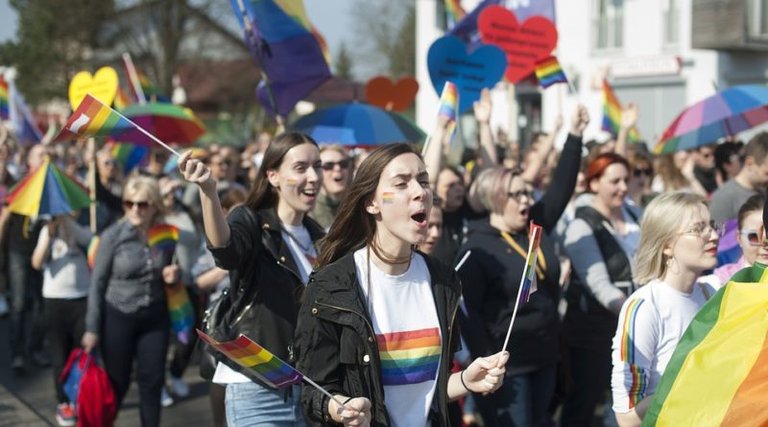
[0,91,766,427]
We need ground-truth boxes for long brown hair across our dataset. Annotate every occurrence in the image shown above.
[317,143,418,267]
[244,132,318,212]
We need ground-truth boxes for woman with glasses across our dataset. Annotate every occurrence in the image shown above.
[611,192,718,426]
[561,152,642,426]
[82,176,179,427]
[310,144,352,230]
[454,105,589,427]
[714,194,766,285]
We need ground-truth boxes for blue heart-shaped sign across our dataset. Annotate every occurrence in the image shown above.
[427,36,507,114]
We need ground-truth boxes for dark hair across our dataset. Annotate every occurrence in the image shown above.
[221,188,247,212]
[738,193,766,230]
[714,142,743,178]
[585,152,630,189]
[744,132,768,164]
[317,143,419,267]
[244,132,318,212]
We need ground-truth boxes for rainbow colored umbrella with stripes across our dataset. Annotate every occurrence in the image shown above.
[120,102,206,145]
[5,157,90,218]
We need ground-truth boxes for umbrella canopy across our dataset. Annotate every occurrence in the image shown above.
[290,103,425,146]
[120,102,206,145]
[654,85,768,153]
[5,157,90,218]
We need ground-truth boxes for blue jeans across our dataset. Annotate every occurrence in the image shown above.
[477,365,557,427]
[225,382,305,427]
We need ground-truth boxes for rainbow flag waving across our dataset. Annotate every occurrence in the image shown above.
[55,94,156,146]
[534,56,568,89]
[644,264,768,426]
[148,224,179,254]
[166,282,195,344]
[437,81,459,137]
[519,222,543,304]
[0,75,9,120]
[602,79,642,142]
[197,330,303,388]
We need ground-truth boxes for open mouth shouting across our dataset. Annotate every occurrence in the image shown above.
[411,211,428,228]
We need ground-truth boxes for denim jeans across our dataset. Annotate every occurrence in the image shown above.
[225,382,305,427]
[8,250,44,359]
[476,365,557,427]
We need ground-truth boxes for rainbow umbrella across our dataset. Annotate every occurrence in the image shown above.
[290,103,425,147]
[654,85,768,153]
[120,102,206,145]
[5,157,90,218]
[108,141,149,173]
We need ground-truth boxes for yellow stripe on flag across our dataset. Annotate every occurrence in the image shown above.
[655,282,768,426]
[86,104,112,134]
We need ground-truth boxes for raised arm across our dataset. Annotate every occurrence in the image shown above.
[474,88,498,170]
[178,151,230,248]
[615,103,638,158]
[521,114,563,184]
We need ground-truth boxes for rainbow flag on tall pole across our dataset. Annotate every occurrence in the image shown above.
[0,75,9,120]
[501,222,542,352]
[602,79,642,142]
[644,265,768,426]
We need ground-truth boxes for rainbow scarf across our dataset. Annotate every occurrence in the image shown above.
[602,79,641,142]
[0,75,8,120]
[437,81,459,138]
[644,264,768,426]
[148,224,179,253]
[197,330,303,388]
[518,223,543,304]
[534,56,568,89]
[166,282,195,344]
[377,327,441,386]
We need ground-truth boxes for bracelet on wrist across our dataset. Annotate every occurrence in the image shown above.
[460,370,472,393]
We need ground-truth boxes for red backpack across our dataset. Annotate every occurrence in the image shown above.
[60,350,118,427]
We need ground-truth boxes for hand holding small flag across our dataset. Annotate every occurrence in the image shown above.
[460,350,509,396]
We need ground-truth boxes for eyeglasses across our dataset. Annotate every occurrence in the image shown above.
[321,159,350,171]
[123,200,150,210]
[682,220,723,239]
[740,228,766,246]
[632,168,653,177]
[507,190,534,202]
[212,160,231,167]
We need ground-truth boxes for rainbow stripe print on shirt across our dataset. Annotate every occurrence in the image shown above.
[377,327,441,386]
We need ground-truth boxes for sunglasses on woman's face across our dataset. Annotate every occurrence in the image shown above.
[123,200,150,210]
[321,159,350,171]
[741,228,766,246]
[632,168,653,177]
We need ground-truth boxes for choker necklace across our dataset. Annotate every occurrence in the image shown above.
[369,239,413,265]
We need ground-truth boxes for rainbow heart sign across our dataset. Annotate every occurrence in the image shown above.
[68,67,119,111]
[427,36,507,114]
[365,76,419,112]
[478,5,558,83]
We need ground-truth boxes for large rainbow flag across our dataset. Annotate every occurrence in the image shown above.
[197,330,303,388]
[0,75,8,120]
[643,264,768,426]
[54,94,156,146]
[602,79,642,142]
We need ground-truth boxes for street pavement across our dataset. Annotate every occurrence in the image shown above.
[0,317,214,426]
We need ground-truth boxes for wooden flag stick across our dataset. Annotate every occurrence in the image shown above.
[109,107,181,157]
[501,232,536,353]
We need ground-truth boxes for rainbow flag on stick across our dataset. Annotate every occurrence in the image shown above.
[0,75,9,120]
[534,56,571,90]
[501,222,542,351]
[166,282,195,344]
[87,236,100,270]
[602,79,642,142]
[644,265,768,426]
[444,0,466,28]
[148,224,179,254]
[437,81,459,137]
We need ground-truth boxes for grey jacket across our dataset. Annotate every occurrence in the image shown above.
[85,219,173,332]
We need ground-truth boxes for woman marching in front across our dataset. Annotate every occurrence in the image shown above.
[179,132,325,427]
[294,143,508,427]
[611,192,718,426]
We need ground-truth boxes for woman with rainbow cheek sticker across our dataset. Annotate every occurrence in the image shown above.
[294,144,509,427]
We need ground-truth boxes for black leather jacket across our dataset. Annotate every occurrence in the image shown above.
[208,206,324,371]
[294,250,462,427]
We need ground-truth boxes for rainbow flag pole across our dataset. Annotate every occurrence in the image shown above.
[501,222,543,352]
[422,81,459,157]
[122,53,147,105]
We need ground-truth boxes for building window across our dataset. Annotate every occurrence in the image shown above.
[749,0,768,40]
[594,0,624,50]
[662,0,679,46]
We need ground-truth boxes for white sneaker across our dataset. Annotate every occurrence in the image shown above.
[0,294,8,317]
[169,376,189,398]
[161,387,174,407]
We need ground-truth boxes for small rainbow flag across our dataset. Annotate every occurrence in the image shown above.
[196,330,303,388]
[377,327,441,386]
[534,56,568,89]
[644,264,768,426]
[110,142,148,173]
[148,224,179,253]
[519,222,542,304]
[166,282,195,344]
[0,75,8,120]
[602,79,642,142]
[444,0,466,27]
[437,81,459,137]
[54,94,154,146]
[87,236,100,270]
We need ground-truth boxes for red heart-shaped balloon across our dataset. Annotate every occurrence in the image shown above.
[479,5,558,83]
[365,76,419,111]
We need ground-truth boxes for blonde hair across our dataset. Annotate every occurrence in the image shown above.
[473,167,521,214]
[634,192,707,284]
[122,175,165,225]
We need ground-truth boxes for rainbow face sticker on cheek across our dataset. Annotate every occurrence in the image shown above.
[286,178,297,187]
[382,192,395,204]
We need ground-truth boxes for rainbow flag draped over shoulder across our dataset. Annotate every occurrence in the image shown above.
[534,56,568,88]
[148,224,179,253]
[54,94,155,146]
[0,75,9,120]
[602,79,641,142]
[643,264,768,426]
[197,330,303,388]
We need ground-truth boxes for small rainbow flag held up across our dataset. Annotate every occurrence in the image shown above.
[110,142,148,173]
[166,282,195,344]
[602,79,642,142]
[197,330,303,388]
[444,0,466,28]
[644,264,768,426]
[55,94,153,146]
[0,75,9,120]
[437,81,459,137]
[501,222,542,351]
[534,56,568,89]
[87,236,100,270]
[148,224,179,254]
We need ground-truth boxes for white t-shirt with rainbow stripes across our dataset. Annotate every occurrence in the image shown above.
[354,249,441,427]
